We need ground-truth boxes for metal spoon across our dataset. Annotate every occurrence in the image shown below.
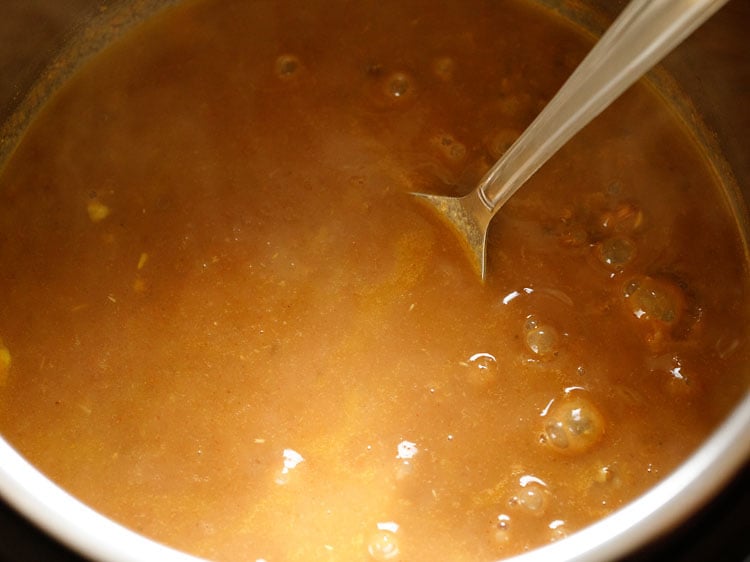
[413,0,728,281]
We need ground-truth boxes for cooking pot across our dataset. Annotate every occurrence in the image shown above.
[0,1,748,561]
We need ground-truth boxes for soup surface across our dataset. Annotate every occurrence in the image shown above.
[0,0,748,560]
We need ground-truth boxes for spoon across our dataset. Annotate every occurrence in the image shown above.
[413,0,729,281]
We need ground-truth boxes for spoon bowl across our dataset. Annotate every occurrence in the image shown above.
[413,0,729,280]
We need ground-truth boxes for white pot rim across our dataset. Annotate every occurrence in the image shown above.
[0,392,747,562]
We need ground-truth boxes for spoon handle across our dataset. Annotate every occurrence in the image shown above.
[477,0,729,212]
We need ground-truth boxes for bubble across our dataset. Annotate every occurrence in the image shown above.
[396,440,418,460]
[490,514,512,545]
[465,352,499,387]
[524,316,538,331]
[548,519,567,541]
[274,54,301,78]
[509,476,548,515]
[593,464,618,485]
[599,202,644,234]
[524,317,560,360]
[394,439,418,480]
[526,327,559,359]
[595,465,612,483]
[623,276,685,325]
[385,72,413,99]
[542,395,605,455]
[367,529,399,560]
[596,237,635,271]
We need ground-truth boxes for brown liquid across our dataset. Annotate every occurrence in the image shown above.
[0,0,747,560]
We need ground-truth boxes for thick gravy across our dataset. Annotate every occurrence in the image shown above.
[0,0,748,560]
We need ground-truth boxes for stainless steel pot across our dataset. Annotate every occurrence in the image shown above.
[0,1,748,561]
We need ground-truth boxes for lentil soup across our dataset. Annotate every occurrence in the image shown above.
[0,0,748,560]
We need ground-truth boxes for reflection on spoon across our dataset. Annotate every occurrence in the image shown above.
[413,0,728,281]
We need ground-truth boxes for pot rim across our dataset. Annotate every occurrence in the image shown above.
[504,390,750,562]
[0,392,747,561]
